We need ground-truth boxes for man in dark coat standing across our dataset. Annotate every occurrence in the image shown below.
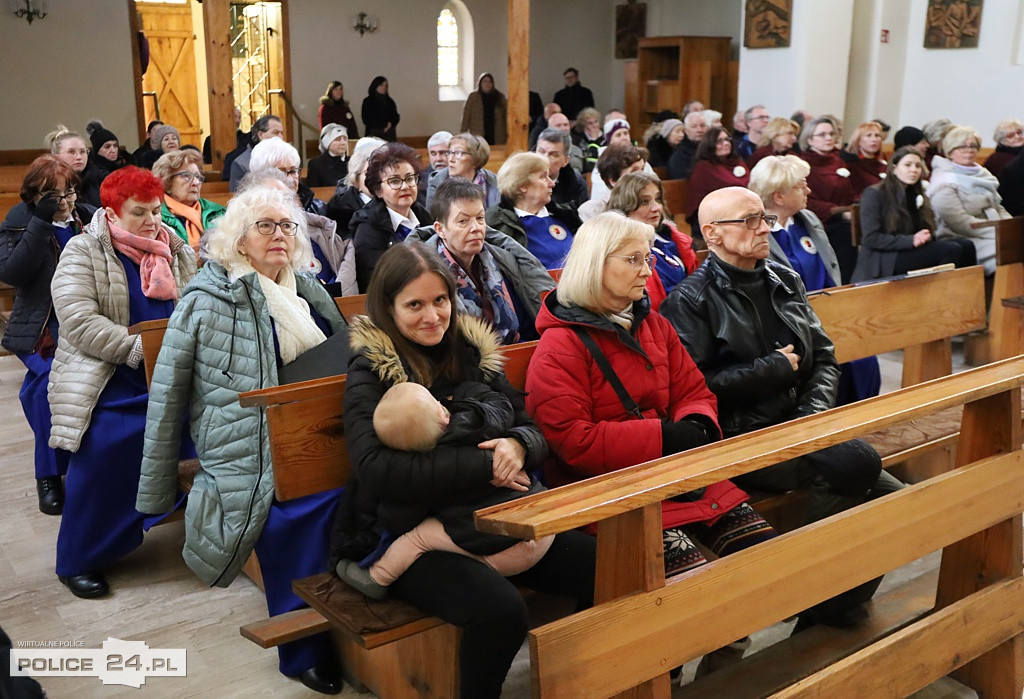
[553,68,595,122]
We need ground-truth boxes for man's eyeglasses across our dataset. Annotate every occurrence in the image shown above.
[173,171,206,183]
[709,213,778,230]
[253,220,298,236]
[608,252,656,270]
[385,174,418,189]
[429,150,450,158]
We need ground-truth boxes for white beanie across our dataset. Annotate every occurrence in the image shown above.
[659,119,683,140]
[319,124,348,154]
[604,119,630,142]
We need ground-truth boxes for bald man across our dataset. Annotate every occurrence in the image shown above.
[662,187,903,630]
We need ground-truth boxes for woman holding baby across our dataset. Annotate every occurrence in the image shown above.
[331,241,595,698]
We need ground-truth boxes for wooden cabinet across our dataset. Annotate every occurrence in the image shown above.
[630,36,737,139]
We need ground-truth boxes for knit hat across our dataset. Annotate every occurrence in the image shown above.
[151,124,181,150]
[660,119,683,140]
[893,126,925,151]
[319,123,348,154]
[87,124,118,152]
[604,119,630,142]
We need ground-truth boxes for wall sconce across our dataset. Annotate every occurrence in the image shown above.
[14,0,47,25]
[353,12,378,37]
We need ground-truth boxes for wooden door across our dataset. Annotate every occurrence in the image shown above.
[139,3,202,148]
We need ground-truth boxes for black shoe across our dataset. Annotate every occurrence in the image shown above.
[37,476,64,515]
[299,664,343,695]
[58,573,109,599]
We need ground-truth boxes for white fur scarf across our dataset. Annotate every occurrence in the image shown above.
[231,261,326,364]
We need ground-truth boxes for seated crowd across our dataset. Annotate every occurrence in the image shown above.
[2,76,1021,697]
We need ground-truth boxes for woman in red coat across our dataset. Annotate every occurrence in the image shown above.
[525,211,776,676]
[685,127,750,242]
[799,117,858,283]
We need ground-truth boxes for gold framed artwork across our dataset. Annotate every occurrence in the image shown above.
[924,0,983,48]
[744,0,792,49]
[615,1,647,59]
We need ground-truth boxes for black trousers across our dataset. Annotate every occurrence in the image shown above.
[893,237,977,274]
[390,529,596,698]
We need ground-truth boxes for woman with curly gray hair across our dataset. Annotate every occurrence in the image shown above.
[138,184,349,694]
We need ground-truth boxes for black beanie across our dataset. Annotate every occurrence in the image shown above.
[893,126,925,151]
[89,125,119,152]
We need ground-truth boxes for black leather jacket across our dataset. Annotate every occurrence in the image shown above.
[661,254,839,438]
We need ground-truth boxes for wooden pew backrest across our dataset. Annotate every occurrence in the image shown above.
[809,266,985,382]
[334,294,366,322]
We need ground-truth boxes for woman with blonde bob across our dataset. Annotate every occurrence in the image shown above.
[139,185,349,693]
[526,211,776,678]
[426,132,499,210]
[747,117,800,169]
[841,121,888,195]
[927,125,1011,274]
[153,148,225,251]
[486,151,580,269]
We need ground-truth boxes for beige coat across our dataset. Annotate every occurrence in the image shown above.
[48,211,196,451]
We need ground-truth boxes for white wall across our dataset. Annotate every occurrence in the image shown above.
[737,0,855,120]
[897,0,1024,146]
[0,0,137,150]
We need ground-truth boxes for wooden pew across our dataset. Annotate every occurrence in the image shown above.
[850,202,861,247]
[963,216,1024,365]
[0,193,21,221]
[233,268,984,689]
[236,339,540,696]
[476,356,1024,698]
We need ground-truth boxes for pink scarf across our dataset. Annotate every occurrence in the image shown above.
[107,218,179,300]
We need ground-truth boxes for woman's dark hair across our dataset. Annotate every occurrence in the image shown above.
[365,242,464,385]
[21,155,79,204]
[364,142,422,198]
[323,80,344,104]
[368,76,388,95]
[877,146,935,234]
[695,126,741,167]
[596,143,648,187]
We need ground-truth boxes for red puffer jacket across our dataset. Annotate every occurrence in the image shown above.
[525,293,748,530]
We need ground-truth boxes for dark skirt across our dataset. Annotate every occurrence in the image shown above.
[54,363,190,576]
[253,488,342,676]
[16,351,70,480]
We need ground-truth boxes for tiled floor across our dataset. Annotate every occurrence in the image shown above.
[0,350,978,698]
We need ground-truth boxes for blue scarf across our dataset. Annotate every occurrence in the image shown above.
[436,240,520,344]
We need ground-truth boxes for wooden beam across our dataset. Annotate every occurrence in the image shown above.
[127,0,146,147]
[506,0,530,152]
[202,0,237,172]
[772,578,1024,699]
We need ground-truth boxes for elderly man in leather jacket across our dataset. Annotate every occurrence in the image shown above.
[662,186,903,628]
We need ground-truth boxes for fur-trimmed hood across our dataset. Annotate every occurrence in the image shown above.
[348,313,505,386]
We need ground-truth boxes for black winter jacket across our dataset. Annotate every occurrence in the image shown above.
[329,315,547,565]
[349,197,433,292]
[304,153,349,189]
[325,185,367,235]
[0,201,95,353]
[660,254,839,438]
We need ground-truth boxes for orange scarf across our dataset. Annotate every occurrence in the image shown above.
[107,218,179,301]
[164,195,205,249]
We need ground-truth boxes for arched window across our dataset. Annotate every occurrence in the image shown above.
[437,1,474,101]
[437,9,459,87]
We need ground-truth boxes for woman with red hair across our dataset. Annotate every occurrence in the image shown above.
[0,156,96,516]
[48,166,196,598]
